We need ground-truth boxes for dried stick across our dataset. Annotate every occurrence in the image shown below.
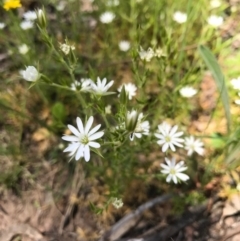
[99,194,172,241]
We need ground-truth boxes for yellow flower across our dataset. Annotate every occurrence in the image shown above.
[3,0,22,11]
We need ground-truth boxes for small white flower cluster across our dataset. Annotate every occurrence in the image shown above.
[119,41,131,52]
[138,46,166,62]
[0,22,6,29]
[99,11,115,24]
[20,11,37,30]
[18,44,29,55]
[230,77,240,105]
[155,123,204,184]
[155,122,204,156]
[118,83,137,100]
[207,15,223,28]
[21,66,40,82]
[71,77,114,96]
[59,41,75,55]
[210,0,222,8]
[112,197,123,209]
[173,11,187,24]
[179,86,198,98]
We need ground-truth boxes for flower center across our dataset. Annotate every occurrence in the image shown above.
[169,168,176,175]
[165,135,171,143]
[80,135,89,145]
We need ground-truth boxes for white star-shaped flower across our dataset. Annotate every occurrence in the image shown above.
[230,77,240,90]
[119,41,131,52]
[22,66,39,82]
[185,136,204,156]
[173,11,187,24]
[62,116,104,162]
[99,11,115,24]
[20,20,34,30]
[118,83,137,100]
[71,78,93,92]
[91,77,114,96]
[23,11,37,21]
[179,86,197,98]
[138,46,155,62]
[161,158,189,184]
[129,113,150,141]
[155,123,184,152]
[207,15,223,27]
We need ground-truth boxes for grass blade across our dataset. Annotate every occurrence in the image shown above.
[198,45,231,132]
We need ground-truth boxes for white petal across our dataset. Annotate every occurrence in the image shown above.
[88,124,101,136]
[76,145,84,160]
[162,143,169,152]
[157,139,166,145]
[84,145,90,162]
[88,141,100,148]
[68,124,80,136]
[85,116,94,134]
[166,174,172,183]
[176,173,189,181]
[170,125,178,135]
[62,136,79,142]
[63,143,79,153]
[135,133,142,138]
[172,175,178,184]
[169,143,176,152]
[77,117,84,133]
[88,131,104,141]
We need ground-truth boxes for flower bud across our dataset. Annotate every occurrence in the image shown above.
[36,8,47,29]
[125,110,139,132]
[22,66,40,82]
[119,85,128,105]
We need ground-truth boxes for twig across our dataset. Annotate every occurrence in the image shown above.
[221,225,240,241]
[99,194,172,241]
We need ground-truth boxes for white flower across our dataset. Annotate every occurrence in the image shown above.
[59,42,75,55]
[112,197,123,209]
[106,0,119,6]
[179,86,197,98]
[118,83,137,100]
[56,1,67,11]
[129,113,150,141]
[235,99,240,105]
[20,20,34,30]
[230,77,240,90]
[138,46,155,62]
[210,0,221,8]
[0,22,6,29]
[105,105,112,114]
[154,48,166,58]
[161,158,189,184]
[173,11,187,24]
[23,11,37,21]
[100,12,115,24]
[185,136,204,156]
[71,78,93,92]
[62,116,104,162]
[91,77,114,95]
[155,123,184,152]
[22,66,39,82]
[18,44,29,55]
[207,15,223,27]
[119,41,131,52]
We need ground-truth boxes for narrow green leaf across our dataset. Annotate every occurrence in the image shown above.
[198,45,231,132]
